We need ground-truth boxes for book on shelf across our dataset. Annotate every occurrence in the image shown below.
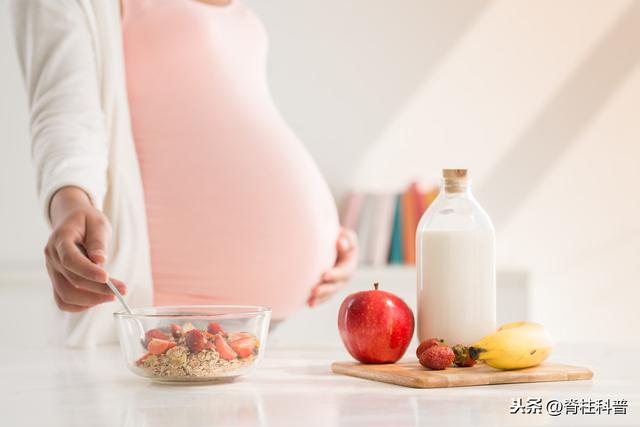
[388,194,404,264]
[340,192,365,231]
[355,194,375,264]
[401,187,417,264]
[340,182,438,266]
[367,193,396,266]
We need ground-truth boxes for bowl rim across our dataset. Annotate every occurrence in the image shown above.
[113,304,272,319]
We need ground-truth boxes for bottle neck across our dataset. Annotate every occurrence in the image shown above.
[441,178,472,197]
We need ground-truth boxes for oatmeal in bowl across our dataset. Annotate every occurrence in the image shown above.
[114,306,271,383]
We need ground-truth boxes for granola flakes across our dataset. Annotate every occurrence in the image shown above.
[136,322,258,380]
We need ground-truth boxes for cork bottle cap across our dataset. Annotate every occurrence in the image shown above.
[442,169,468,179]
[442,169,469,193]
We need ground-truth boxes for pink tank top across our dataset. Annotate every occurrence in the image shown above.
[121,0,339,318]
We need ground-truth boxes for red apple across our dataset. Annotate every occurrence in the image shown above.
[338,282,414,363]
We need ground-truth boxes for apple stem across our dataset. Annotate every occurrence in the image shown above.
[374,282,379,290]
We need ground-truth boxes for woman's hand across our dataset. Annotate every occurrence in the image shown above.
[307,227,358,307]
[45,187,126,312]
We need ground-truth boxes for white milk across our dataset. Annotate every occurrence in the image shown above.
[417,230,495,345]
[416,169,496,346]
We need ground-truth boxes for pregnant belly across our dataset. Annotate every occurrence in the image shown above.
[138,118,339,319]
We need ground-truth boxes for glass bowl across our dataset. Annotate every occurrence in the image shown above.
[114,305,271,383]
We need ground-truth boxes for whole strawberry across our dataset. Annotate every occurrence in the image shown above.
[416,338,444,358]
[452,344,476,367]
[184,329,207,353]
[419,344,455,370]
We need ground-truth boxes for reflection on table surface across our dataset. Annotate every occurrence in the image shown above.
[0,345,637,427]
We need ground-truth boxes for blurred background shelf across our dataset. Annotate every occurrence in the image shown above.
[270,265,530,348]
[0,265,528,349]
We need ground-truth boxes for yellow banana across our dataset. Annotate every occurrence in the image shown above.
[469,321,554,370]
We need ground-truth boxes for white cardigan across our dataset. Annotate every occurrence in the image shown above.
[9,0,153,347]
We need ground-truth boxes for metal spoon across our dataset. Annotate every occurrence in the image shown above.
[106,278,147,348]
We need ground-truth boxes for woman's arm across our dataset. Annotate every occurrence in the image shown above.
[9,0,109,220]
[9,0,124,311]
[45,186,127,312]
[45,187,126,312]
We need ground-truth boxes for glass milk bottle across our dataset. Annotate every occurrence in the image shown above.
[416,169,496,345]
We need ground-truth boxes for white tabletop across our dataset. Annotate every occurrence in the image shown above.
[1,343,638,427]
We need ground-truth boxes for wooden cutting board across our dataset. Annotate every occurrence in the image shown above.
[331,361,593,388]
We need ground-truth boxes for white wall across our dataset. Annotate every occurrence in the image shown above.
[1,0,639,342]
[245,0,489,196]
[342,0,640,341]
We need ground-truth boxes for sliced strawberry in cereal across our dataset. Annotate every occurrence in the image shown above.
[145,328,169,348]
[215,334,238,360]
[207,322,225,335]
[136,352,151,366]
[229,337,256,359]
[185,329,207,353]
[147,338,176,355]
[169,323,182,338]
[226,332,253,343]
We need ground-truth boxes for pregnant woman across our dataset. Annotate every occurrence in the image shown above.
[9,0,357,347]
